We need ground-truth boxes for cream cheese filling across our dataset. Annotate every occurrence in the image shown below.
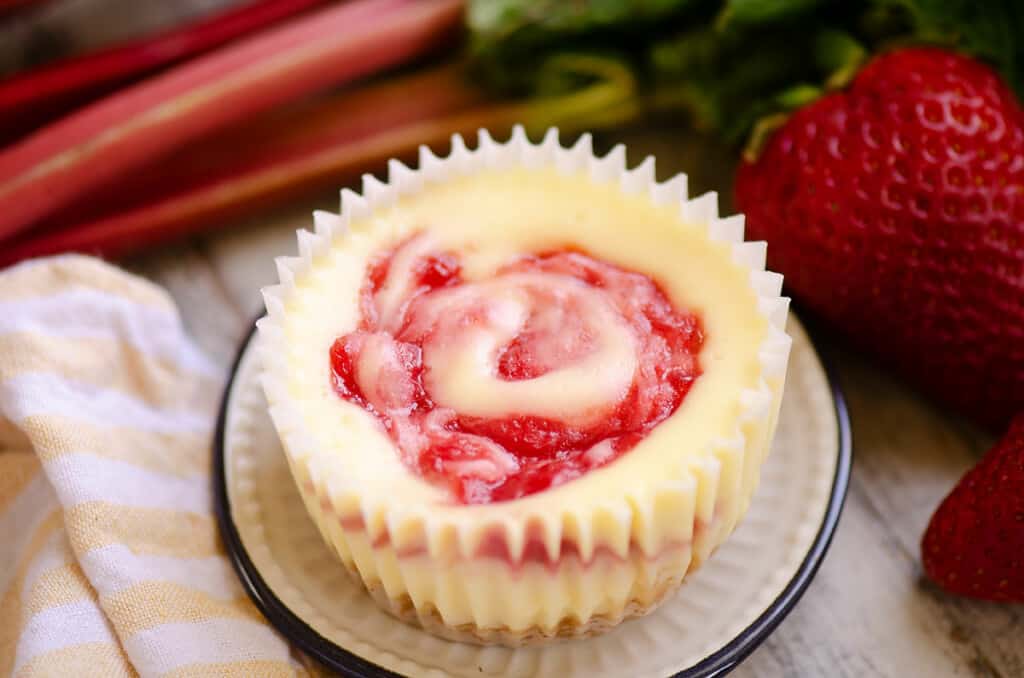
[282,166,767,528]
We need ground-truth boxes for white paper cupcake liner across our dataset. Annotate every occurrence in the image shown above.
[257,126,792,645]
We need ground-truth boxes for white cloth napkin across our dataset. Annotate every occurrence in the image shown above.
[0,256,319,677]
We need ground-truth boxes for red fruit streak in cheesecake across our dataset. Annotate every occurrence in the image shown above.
[314,480,711,568]
[330,234,703,504]
[336,510,697,569]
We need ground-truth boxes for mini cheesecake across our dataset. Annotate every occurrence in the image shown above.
[258,128,791,646]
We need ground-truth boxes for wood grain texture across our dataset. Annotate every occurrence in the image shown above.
[3,2,1021,674]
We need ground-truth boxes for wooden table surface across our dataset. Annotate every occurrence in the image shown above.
[6,3,1023,676]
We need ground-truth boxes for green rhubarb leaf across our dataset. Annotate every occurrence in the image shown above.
[467,0,707,94]
[522,53,642,131]
[466,0,1024,148]
[468,0,699,37]
[718,0,825,27]
[649,20,851,140]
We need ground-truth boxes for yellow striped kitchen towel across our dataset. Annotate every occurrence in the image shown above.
[0,256,318,678]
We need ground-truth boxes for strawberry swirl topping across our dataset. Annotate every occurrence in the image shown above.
[330,234,704,504]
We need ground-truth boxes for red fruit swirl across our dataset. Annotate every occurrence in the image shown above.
[330,234,704,504]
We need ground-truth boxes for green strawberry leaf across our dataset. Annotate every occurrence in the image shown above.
[815,29,867,88]
[774,83,823,109]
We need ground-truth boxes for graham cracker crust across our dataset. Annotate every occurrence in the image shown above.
[361,576,682,647]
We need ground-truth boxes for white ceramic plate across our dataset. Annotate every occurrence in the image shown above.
[214,314,851,678]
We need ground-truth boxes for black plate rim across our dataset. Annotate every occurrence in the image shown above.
[213,316,853,678]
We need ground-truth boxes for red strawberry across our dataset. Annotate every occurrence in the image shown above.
[921,414,1024,602]
[736,47,1024,430]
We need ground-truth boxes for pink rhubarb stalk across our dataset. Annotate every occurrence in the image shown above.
[0,56,639,266]
[0,0,464,242]
[0,64,494,264]
[0,0,335,142]
[0,0,50,16]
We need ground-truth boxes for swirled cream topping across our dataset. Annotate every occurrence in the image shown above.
[330,233,703,504]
